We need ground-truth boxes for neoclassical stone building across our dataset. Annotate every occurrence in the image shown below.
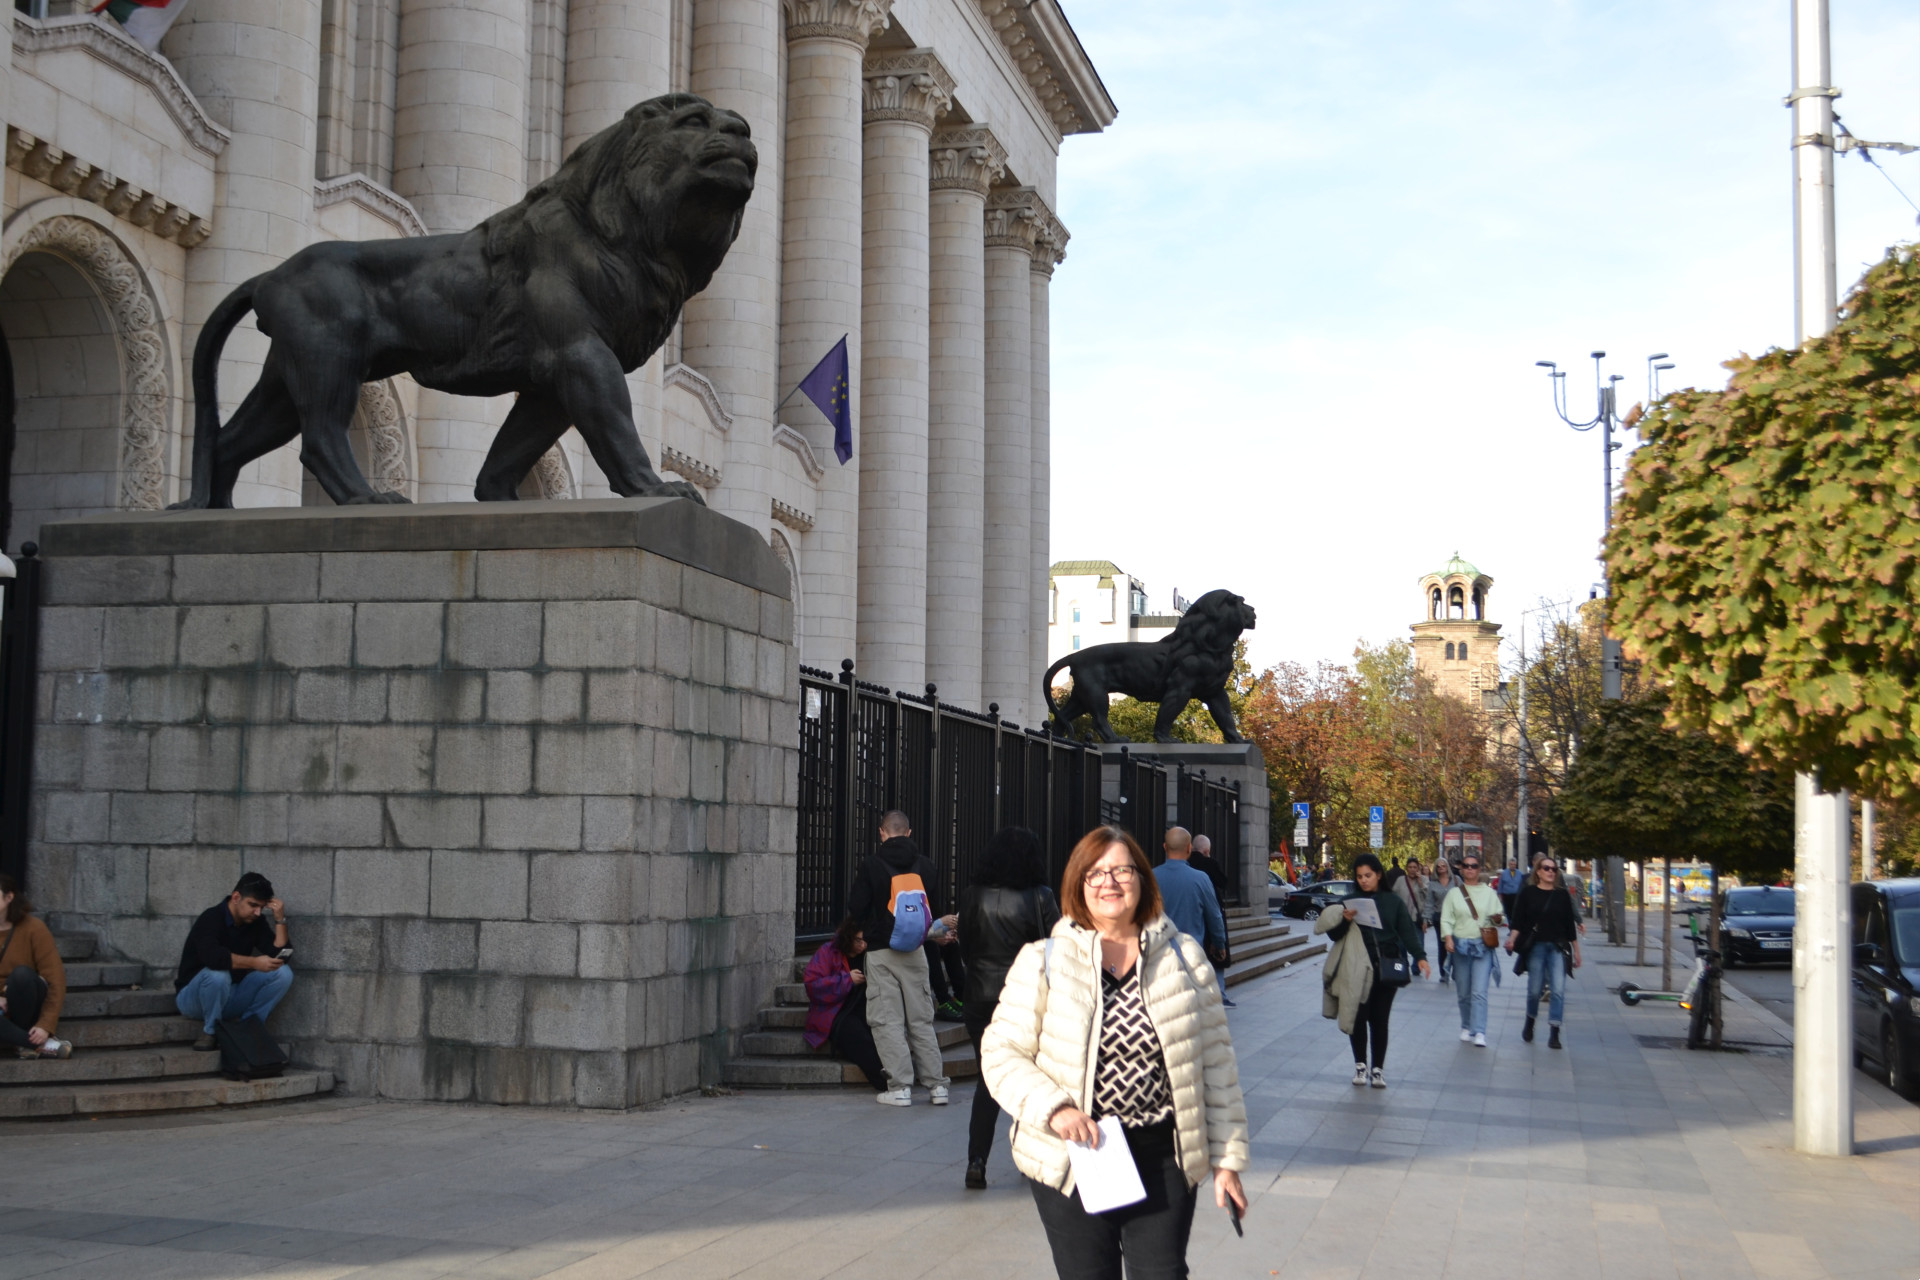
[1410,553,1503,704]
[0,0,1110,726]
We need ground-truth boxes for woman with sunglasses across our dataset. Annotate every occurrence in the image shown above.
[1505,857,1584,1048]
[1440,855,1503,1046]
[983,826,1249,1280]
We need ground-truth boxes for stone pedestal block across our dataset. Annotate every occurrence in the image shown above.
[1100,742,1270,909]
[29,498,799,1109]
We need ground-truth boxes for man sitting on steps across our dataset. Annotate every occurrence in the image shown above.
[175,873,293,1051]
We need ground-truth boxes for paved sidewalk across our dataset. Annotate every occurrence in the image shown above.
[0,930,1913,1280]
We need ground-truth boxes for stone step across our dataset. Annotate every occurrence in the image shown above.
[774,983,807,1007]
[739,1021,969,1058]
[0,1069,335,1120]
[53,932,97,962]
[60,961,144,990]
[723,1038,977,1090]
[0,1043,225,1087]
[59,989,180,1020]
[58,1016,200,1051]
[1224,930,1310,966]
[1226,921,1288,946]
[1225,938,1327,987]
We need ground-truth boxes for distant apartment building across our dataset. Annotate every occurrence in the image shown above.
[1047,560,1188,667]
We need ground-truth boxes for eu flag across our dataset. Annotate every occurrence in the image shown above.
[798,335,853,464]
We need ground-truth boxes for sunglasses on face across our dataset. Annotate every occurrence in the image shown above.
[1462,863,1480,870]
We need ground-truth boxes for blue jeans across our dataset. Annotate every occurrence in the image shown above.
[175,965,294,1035]
[1452,944,1493,1035]
[1525,942,1567,1025]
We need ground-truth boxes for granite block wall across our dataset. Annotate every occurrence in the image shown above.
[27,500,799,1108]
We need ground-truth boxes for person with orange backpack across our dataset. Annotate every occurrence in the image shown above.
[847,809,952,1106]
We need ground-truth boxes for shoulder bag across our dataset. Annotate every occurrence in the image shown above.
[1357,902,1414,987]
[1459,886,1500,949]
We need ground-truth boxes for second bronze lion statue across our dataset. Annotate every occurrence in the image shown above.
[1044,589,1258,743]
[173,93,756,509]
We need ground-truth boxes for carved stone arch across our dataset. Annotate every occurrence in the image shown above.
[769,527,802,647]
[356,378,414,498]
[0,209,172,512]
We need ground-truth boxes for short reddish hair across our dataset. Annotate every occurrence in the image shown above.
[1060,827,1163,930]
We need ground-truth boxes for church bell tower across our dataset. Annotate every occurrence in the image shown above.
[1410,553,1503,702]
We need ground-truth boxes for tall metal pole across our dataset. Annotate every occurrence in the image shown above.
[1861,800,1876,880]
[1788,0,1852,1159]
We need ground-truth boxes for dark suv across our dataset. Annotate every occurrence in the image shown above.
[1721,886,1795,965]
[1851,879,1920,1101]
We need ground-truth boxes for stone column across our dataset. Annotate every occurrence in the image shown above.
[684,0,783,531]
[855,50,951,692]
[981,187,1040,723]
[392,0,529,501]
[564,0,674,498]
[779,0,891,669]
[165,1,326,508]
[923,126,1003,709]
[1030,213,1065,715]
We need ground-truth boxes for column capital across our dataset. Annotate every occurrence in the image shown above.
[784,0,892,45]
[863,48,955,128]
[930,125,1007,197]
[1032,212,1069,276]
[984,186,1044,253]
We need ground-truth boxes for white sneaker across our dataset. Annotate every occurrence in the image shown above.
[1460,1029,1473,1042]
[1370,1068,1386,1089]
[38,1039,71,1059]
[1351,1061,1368,1086]
[875,1087,912,1107]
[1472,1032,1488,1048]
[929,1085,950,1106]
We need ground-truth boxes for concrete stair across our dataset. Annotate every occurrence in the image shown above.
[724,913,1326,1090]
[0,931,334,1120]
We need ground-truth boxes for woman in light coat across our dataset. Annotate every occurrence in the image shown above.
[983,826,1250,1280]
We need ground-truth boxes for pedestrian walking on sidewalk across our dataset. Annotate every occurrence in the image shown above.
[802,918,887,1087]
[1505,857,1584,1049]
[1322,854,1428,1087]
[983,827,1250,1280]
[1425,859,1455,982]
[1441,855,1505,1046]
[847,810,952,1107]
[1154,827,1233,1007]
[0,875,71,1060]
[958,826,1061,1190]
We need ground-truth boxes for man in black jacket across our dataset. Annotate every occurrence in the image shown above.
[845,810,950,1106]
[175,873,293,1051]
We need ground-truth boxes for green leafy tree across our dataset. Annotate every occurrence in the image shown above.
[1550,692,1796,882]
[1608,243,1920,803]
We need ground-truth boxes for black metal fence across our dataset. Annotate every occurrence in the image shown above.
[795,661,1103,943]
[1103,749,1245,906]
[0,544,40,888]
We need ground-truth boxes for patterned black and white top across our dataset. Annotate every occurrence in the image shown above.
[1092,965,1174,1128]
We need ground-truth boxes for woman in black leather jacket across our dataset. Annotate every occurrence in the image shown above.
[958,825,1060,1189]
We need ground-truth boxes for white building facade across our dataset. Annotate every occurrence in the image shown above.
[0,0,1111,727]
[1045,558,1184,671]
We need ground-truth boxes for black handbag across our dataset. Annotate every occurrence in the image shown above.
[1363,927,1413,987]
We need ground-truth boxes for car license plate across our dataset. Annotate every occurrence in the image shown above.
[1760,939,1789,949]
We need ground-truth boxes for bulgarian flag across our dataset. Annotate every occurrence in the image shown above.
[93,0,194,52]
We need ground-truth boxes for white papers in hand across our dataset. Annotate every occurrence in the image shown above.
[1067,1116,1148,1214]
[1347,897,1382,931]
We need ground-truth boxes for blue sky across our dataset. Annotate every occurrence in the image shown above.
[1046,0,1920,672]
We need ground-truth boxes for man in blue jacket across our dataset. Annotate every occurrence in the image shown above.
[1153,826,1233,1006]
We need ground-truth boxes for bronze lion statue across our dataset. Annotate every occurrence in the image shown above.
[173,93,756,508]
[1044,589,1257,743]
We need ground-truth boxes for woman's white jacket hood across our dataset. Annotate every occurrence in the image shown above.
[980,913,1251,1195]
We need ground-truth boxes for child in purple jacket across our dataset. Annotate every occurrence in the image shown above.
[803,917,886,1087]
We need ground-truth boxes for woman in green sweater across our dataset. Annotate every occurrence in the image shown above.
[1328,853,1427,1087]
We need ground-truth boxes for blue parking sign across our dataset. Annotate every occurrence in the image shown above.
[1293,802,1310,821]
[1369,806,1384,823]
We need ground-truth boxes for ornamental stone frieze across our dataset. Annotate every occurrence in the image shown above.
[783,0,892,44]
[975,0,1086,136]
[862,49,955,128]
[5,128,212,248]
[984,186,1043,253]
[929,124,1008,196]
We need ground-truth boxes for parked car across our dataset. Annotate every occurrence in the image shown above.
[1720,885,1795,966]
[1278,879,1357,921]
[1851,878,1920,1101]
[1267,870,1294,912]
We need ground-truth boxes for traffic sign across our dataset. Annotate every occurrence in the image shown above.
[1291,801,1310,848]
[1369,806,1385,823]
[1293,803,1310,821]
[1405,810,1441,821]
[1368,804,1385,849]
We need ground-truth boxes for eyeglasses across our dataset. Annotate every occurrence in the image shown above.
[1084,866,1138,887]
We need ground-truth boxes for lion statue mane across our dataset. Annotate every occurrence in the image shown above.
[172,92,757,509]
[1044,588,1258,743]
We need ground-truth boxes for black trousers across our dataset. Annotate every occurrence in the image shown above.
[1030,1120,1198,1280]
[1347,981,1398,1069]
[925,940,965,1004]
[829,994,887,1089]
[1,966,46,1050]
[964,1008,998,1163]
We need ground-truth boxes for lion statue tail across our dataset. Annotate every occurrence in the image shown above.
[175,277,260,509]
[1042,653,1074,730]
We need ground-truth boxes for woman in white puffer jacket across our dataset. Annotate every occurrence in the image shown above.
[982,826,1250,1279]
